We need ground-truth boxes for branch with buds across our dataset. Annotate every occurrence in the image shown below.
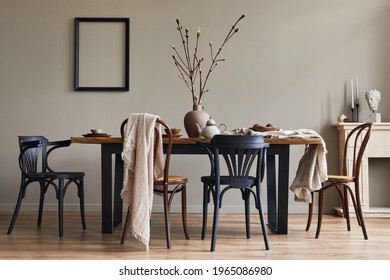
[171,14,245,106]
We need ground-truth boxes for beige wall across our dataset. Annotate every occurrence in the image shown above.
[1,0,389,214]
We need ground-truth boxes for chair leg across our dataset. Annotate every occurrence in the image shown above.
[315,189,324,239]
[305,192,314,231]
[256,184,269,250]
[244,190,250,239]
[201,182,210,240]
[78,179,86,230]
[210,185,220,252]
[343,186,351,231]
[120,207,131,245]
[181,185,190,240]
[163,188,172,249]
[37,181,46,227]
[58,179,64,238]
[7,182,26,235]
[347,188,361,226]
[353,184,368,239]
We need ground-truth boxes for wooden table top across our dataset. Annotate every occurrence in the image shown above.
[71,136,322,145]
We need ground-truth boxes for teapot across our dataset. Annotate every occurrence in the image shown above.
[195,117,227,138]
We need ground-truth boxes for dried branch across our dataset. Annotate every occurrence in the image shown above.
[172,14,245,106]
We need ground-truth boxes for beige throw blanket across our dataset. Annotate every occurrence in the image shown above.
[227,128,328,203]
[120,113,164,250]
[286,130,328,203]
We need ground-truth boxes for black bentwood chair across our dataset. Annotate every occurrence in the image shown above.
[199,135,270,251]
[306,122,373,239]
[8,136,86,237]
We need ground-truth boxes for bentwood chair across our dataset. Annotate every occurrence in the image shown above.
[306,122,373,239]
[8,136,86,237]
[120,118,189,248]
[199,135,269,251]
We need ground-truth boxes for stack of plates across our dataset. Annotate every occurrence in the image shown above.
[82,130,111,137]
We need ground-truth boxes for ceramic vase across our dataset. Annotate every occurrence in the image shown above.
[184,105,210,138]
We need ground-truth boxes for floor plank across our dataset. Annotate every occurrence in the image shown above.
[1,211,389,260]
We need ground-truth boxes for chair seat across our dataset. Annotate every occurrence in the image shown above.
[326,174,354,184]
[201,175,256,186]
[31,172,85,180]
[154,175,188,185]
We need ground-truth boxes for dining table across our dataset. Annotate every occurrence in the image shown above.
[71,135,322,234]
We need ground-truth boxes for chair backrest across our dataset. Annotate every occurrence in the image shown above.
[18,136,48,175]
[120,117,172,183]
[342,122,373,180]
[210,135,269,188]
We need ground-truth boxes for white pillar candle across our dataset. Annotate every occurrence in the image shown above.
[351,79,354,109]
[356,76,359,103]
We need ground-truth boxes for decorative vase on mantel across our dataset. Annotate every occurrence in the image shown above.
[184,105,210,138]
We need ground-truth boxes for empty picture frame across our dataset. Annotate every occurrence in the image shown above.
[74,17,129,91]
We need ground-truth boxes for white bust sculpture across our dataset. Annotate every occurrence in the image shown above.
[365,89,381,122]
[365,89,381,112]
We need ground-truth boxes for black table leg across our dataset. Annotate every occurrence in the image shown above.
[114,153,123,228]
[101,144,113,233]
[266,144,290,234]
[266,153,277,229]
[101,144,122,233]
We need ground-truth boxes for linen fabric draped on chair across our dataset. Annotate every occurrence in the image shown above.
[199,135,269,251]
[306,122,373,239]
[8,136,86,237]
[120,114,189,249]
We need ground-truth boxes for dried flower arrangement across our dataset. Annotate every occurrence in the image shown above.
[171,14,246,106]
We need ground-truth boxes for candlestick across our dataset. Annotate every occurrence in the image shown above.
[351,107,355,122]
[356,103,360,122]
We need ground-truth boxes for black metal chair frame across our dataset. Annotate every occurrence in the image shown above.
[199,135,270,251]
[8,136,86,237]
[306,122,373,239]
[120,118,189,248]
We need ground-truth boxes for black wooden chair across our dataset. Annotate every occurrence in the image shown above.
[199,135,269,251]
[306,122,373,239]
[120,118,189,248]
[7,136,86,237]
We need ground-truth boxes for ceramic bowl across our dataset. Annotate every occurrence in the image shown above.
[91,129,103,134]
[170,128,181,135]
[165,128,181,135]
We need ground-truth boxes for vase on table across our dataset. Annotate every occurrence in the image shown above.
[184,105,210,138]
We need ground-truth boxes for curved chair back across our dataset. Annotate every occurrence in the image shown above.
[342,122,373,181]
[18,136,48,175]
[211,135,269,189]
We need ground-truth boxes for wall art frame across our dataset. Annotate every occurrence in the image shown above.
[74,17,130,91]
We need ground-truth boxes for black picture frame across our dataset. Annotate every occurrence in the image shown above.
[74,17,130,91]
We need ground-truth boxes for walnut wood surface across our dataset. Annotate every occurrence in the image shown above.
[70,136,322,145]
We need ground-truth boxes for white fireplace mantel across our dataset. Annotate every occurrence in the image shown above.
[335,122,390,216]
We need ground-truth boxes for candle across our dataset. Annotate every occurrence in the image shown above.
[351,79,354,109]
[356,76,359,103]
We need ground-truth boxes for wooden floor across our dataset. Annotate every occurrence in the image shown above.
[1,211,390,260]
